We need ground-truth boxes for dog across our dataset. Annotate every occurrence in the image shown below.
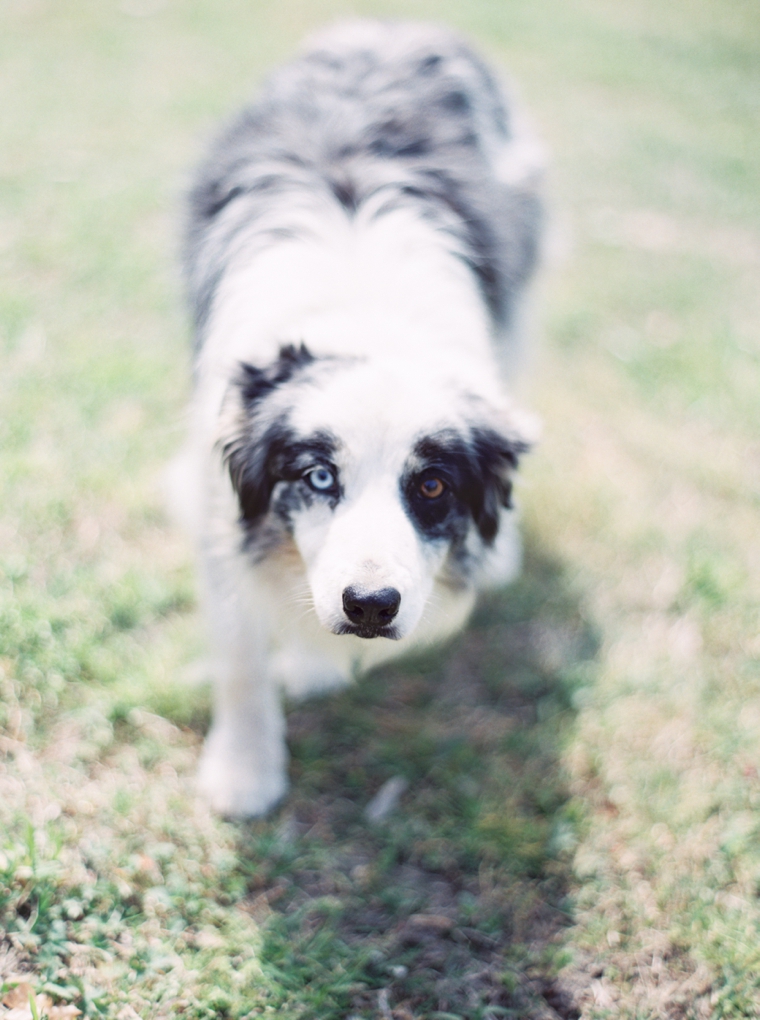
[178,20,543,817]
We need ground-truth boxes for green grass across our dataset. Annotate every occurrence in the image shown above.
[1,0,759,1016]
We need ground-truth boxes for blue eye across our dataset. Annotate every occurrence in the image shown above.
[306,466,335,491]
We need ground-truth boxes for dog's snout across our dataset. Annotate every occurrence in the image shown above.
[342,586,401,628]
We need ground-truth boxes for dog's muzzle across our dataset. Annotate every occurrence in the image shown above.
[339,585,401,639]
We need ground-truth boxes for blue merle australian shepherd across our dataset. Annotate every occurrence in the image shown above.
[177,21,544,816]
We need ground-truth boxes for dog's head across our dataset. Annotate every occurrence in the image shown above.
[219,344,531,641]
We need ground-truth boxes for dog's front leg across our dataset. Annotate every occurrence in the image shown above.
[197,590,288,817]
[198,663,288,818]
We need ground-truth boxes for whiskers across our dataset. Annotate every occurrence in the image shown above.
[423,587,445,610]
[417,586,447,628]
[283,581,319,623]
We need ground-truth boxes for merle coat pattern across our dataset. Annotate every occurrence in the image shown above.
[176,20,543,816]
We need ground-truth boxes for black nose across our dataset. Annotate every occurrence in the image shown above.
[342,586,401,628]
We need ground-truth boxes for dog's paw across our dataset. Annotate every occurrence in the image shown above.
[197,739,288,818]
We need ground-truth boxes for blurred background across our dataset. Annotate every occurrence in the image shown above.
[1,0,758,1017]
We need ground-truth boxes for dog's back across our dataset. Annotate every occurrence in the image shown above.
[181,23,543,817]
[185,21,543,348]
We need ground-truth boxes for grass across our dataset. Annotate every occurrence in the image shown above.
[1,0,759,1016]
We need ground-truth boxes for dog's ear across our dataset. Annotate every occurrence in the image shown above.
[467,425,532,544]
[219,344,315,528]
[221,415,291,529]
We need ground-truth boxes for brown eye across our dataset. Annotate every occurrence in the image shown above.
[420,477,445,499]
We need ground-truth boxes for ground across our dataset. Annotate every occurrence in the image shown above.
[1,0,759,1017]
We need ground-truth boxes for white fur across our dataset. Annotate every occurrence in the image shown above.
[177,24,542,817]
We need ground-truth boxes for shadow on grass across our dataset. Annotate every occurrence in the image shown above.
[234,538,597,1020]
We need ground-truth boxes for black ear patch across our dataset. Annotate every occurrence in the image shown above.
[468,427,530,543]
[220,343,321,532]
[222,416,295,530]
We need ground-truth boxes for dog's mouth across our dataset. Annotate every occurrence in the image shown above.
[333,622,401,640]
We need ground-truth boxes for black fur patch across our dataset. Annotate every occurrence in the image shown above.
[402,427,529,547]
[220,345,340,540]
[224,420,339,531]
[238,343,316,406]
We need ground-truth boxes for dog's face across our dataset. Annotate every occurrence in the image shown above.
[220,345,529,641]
